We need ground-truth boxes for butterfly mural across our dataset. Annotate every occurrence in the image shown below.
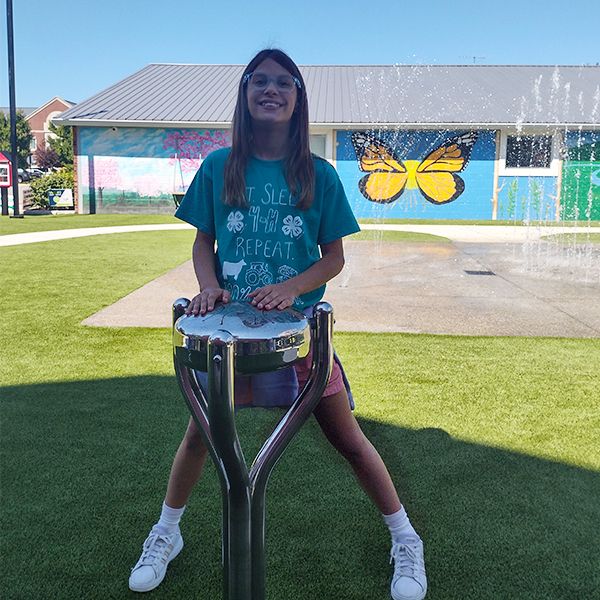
[351,131,478,205]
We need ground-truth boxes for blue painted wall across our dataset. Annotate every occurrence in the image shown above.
[75,125,598,221]
[336,129,496,220]
[496,176,557,222]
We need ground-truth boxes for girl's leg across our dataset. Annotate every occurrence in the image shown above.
[313,390,427,600]
[165,416,209,508]
[129,417,208,593]
[313,389,400,515]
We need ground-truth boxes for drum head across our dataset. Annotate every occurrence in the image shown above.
[173,301,311,374]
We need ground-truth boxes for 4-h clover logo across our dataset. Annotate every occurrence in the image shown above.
[227,211,245,233]
[282,215,303,238]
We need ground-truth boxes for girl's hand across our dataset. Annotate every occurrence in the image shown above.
[185,288,231,316]
[249,282,298,311]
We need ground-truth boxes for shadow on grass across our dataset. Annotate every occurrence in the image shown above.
[2,377,599,600]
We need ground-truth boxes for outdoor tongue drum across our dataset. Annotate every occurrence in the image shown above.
[172,299,334,600]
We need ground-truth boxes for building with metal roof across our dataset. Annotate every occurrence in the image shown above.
[54,64,600,220]
[56,64,600,128]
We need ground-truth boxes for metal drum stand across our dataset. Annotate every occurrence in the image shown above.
[172,299,334,600]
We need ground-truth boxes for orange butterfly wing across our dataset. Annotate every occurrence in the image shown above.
[352,132,409,204]
[415,132,478,205]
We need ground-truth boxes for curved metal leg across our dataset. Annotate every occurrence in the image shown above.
[172,299,219,464]
[249,302,334,600]
[173,299,334,600]
[208,331,252,599]
[173,299,234,598]
[174,362,233,598]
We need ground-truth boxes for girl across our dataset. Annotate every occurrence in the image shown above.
[129,49,427,600]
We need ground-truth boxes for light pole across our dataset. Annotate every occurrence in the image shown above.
[6,0,23,218]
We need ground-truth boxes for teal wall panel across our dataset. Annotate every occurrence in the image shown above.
[561,131,600,221]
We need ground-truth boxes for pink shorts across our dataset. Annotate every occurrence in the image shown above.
[294,348,346,398]
[195,350,353,409]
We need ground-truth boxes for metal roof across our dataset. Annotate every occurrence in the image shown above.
[55,64,600,128]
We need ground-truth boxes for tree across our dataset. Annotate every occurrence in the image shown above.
[34,145,60,170]
[47,122,73,166]
[0,111,33,168]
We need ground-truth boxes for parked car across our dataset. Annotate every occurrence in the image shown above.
[26,168,45,179]
[17,168,31,183]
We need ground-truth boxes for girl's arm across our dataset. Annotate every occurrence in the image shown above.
[249,238,345,310]
[185,230,231,316]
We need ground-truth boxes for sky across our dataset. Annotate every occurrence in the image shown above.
[1,0,600,107]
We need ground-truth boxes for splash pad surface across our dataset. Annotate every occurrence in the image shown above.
[83,232,600,338]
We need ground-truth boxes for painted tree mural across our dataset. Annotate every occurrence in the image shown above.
[135,172,167,198]
[163,129,231,190]
[77,127,232,212]
[80,157,122,209]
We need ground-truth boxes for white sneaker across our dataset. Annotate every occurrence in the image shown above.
[129,530,184,592]
[390,537,427,600]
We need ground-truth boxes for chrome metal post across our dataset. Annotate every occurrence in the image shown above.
[248,302,333,600]
[172,299,214,451]
[172,299,233,599]
[172,299,334,600]
[207,331,252,599]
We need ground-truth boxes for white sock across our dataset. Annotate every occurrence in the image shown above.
[383,506,420,544]
[152,502,186,535]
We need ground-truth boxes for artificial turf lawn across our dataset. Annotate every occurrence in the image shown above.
[3,213,598,237]
[349,230,450,243]
[542,232,600,244]
[358,218,600,227]
[1,229,599,599]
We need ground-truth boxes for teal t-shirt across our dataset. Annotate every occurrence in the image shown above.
[175,148,360,309]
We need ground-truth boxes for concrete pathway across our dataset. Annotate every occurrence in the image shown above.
[0,224,189,247]
[81,232,600,338]
[2,222,598,337]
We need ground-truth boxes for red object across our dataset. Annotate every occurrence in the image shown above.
[0,152,13,188]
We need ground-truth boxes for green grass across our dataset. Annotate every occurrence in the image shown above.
[542,232,600,244]
[4,214,599,238]
[359,218,600,226]
[350,230,450,243]
[1,231,599,599]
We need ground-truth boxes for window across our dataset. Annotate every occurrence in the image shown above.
[309,134,326,157]
[0,164,9,185]
[30,138,37,151]
[506,135,552,169]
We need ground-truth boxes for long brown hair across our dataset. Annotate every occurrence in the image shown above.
[223,49,314,210]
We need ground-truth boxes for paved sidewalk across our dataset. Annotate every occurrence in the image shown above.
[0,224,189,247]
[80,235,600,338]
[3,222,598,337]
